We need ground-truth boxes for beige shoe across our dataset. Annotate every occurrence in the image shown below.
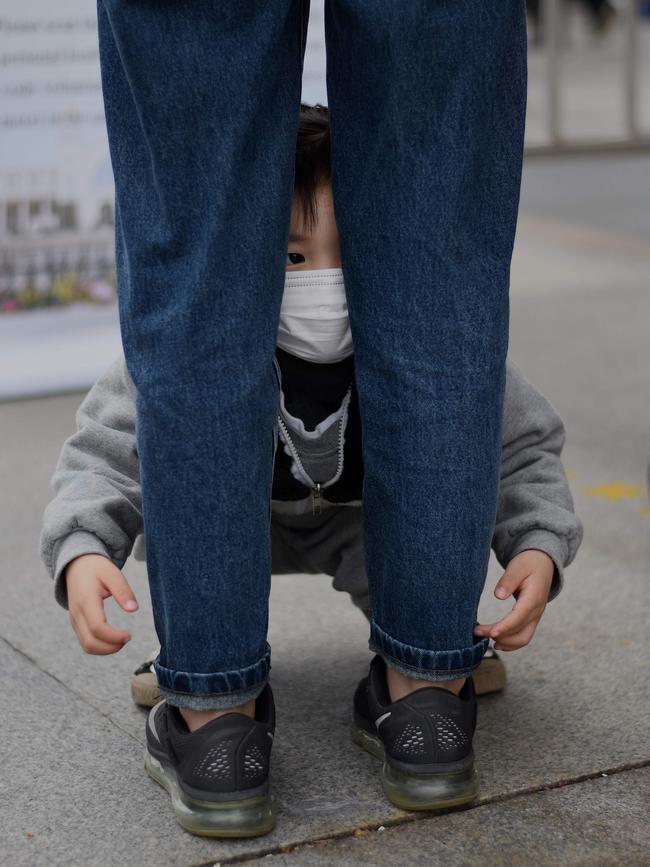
[471,646,506,695]
[131,647,163,708]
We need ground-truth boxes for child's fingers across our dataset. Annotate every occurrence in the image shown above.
[493,619,539,651]
[100,568,139,613]
[494,566,528,600]
[70,608,128,655]
[81,590,132,648]
[477,582,543,640]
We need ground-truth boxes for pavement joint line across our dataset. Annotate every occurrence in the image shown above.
[524,141,650,158]
[518,214,650,259]
[190,759,650,867]
[0,632,144,748]
[0,385,91,407]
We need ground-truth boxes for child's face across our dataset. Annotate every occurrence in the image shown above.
[287,182,342,271]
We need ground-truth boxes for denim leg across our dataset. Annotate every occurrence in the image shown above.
[324,0,528,680]
[96,0,306,709]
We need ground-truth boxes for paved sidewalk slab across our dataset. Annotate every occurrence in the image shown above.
[241,767,650,867]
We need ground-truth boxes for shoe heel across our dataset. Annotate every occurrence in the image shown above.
[351,719,479,812]
[350,718,385,761]
[382,758,480,812]
[144,747,276,838]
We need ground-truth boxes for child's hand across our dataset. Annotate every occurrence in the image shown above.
[65,553,139,654]
[473,549,555,651]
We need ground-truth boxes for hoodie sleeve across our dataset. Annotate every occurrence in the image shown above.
[38,354,142,611]
[493,360,584,602]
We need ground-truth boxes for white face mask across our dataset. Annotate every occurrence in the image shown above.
[276,267,354,364]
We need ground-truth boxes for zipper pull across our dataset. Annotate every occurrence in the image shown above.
[312,482,322,515]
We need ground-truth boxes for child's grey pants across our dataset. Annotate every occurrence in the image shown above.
[270,505,369,615]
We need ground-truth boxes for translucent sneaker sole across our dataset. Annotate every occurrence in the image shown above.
[144,747,276,837]
[351,720,479,811]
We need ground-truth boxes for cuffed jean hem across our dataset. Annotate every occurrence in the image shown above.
[368,618,490,682]
[153,641,271,710]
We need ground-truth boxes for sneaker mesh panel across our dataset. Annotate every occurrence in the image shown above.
[243,743,266,782]
[391,721,426,756]
[430,712,469,752]
[193,738,234,781]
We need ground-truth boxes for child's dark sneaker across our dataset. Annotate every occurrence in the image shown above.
[144,683,277,837]
[351,654,479,811]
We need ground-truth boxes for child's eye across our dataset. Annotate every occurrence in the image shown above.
[287,252,305,266]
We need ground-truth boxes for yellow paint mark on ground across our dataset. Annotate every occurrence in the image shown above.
[642,506,650,518]
[583,482,645,502]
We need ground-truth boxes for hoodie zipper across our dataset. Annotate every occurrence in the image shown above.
[269,356,282,524]
[276,382,352,515]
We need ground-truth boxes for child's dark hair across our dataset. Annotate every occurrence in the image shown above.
[294,102,331,234]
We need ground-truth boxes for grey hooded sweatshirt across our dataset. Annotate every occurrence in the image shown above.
[38,354,584,611]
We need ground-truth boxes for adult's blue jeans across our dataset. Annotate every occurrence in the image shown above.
[97,0,527,709]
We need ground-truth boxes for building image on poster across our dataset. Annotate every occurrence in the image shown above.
[0,2,326,399]
[0,2,119,398]
[0,8,115,314]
